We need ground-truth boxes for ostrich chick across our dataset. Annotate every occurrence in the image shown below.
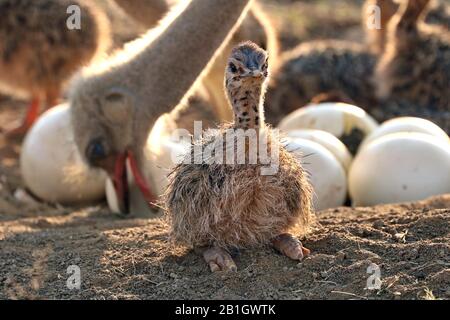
[0,0,109,136]
[165,42,313,272]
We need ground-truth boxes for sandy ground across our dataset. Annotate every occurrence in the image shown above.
[1,194,449,300]
[0,0,449,300]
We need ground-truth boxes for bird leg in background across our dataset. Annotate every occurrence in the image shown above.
[272,233,310,261]
[5,97,40,138]
[6,86,61,138]
[44,88,61,112]
[203,246,237,272]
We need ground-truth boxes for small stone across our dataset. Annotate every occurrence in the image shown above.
[394,230,408,243]
[14,188,38,205]
[373,220,384,229]
[337,252,346,261]
[320,271,328,278]
[169,273,178,279]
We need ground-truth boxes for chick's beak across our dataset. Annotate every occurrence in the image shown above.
[241,70,263,81]
[251,70,263,78]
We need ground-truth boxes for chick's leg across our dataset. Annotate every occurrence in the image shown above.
[203,246,237,272]
[272,233,310,261]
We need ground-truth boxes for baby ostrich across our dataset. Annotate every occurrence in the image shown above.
[177,4,278,132]
[375,0,450,112]
[201,4,279,124]
[0,0,109,136]
[70,0,254,214]
[165,42,313,272]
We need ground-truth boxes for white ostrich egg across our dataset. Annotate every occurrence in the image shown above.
[278,103,378,153]
[349,132,450,206]
[21,104,106,204]
[360,117,449,150]
[285,137,347,211]
[286,129,353,172]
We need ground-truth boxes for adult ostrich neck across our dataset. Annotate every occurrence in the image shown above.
[128,0,254,146]
[112,0,170,28]
[385,0,430,54]
[391,0,429,42]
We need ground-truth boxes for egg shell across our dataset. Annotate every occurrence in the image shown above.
[360,117,449,151]
[286,129,353,172]
[278,102,378,138]
[21,104,106,204]
[285,137,347,211]
[349,132,450,206]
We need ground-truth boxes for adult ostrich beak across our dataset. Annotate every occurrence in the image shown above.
[127,150,158,210]
[104,151,157,214]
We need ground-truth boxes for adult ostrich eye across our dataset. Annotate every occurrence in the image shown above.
[229,63,238,73]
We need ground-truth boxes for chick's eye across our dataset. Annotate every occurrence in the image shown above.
[86,139,108,162]
[229,63,237,73]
